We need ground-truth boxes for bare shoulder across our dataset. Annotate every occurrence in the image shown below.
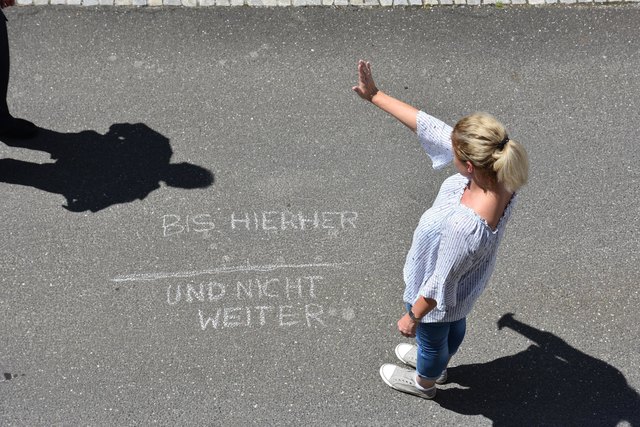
[461,189,514,230]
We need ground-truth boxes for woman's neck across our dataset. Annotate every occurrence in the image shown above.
[462,176,514,230]
[468,175,501,194]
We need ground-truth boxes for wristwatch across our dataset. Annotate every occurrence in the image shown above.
[408,309,420,322]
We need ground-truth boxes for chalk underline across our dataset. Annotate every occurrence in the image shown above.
[111,261,351,283]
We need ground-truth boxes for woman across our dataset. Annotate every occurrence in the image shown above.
[352,60,528,399]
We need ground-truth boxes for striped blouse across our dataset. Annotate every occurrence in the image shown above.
[403,111,516,323]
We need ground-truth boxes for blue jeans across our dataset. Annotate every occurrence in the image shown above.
[406,303,466,380]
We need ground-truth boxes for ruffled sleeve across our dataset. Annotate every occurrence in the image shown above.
[416,111,454,170]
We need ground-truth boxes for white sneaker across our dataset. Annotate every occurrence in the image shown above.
[379,364,436,399]
[394,343,448,384]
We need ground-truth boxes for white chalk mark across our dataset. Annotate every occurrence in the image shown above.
[342,308,356,321]
[112,261,350,283]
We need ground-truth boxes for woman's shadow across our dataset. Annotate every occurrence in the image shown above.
[0,123,213,212]
[435,313,640,426]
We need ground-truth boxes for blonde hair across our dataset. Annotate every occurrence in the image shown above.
[452,112,529,193]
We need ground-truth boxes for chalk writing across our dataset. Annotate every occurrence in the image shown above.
[161,211,358,237]
[113,259,355,332]
[166,276,321,304]
[162,274,352,331]
[230,211,358,231]
[162,214,215,236]
[112,262,349,283]
[197,304,325,330]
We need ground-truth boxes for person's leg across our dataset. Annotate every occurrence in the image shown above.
[447,317,467,357]
[414,321,451,389]
[426,317,465,384]
[0,11,37,139]
[0,12,10,116]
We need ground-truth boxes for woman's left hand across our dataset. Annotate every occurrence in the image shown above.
[397,313,418,338]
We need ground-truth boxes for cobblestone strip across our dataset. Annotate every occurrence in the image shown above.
[14,0,640,5]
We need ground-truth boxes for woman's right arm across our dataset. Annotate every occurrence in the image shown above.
[352,60,419,133]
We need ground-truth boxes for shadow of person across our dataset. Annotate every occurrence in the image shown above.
[435,314,640,426]
[0,123,213,212]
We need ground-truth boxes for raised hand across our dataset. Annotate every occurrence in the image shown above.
[352,60,379,102]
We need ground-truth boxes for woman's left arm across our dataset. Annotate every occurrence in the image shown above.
[398,214,474,337]
[397,297,437,338]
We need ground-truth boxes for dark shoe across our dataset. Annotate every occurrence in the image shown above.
[0,116,38,139]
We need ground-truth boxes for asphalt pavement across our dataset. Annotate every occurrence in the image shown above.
[1,5,639,425]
